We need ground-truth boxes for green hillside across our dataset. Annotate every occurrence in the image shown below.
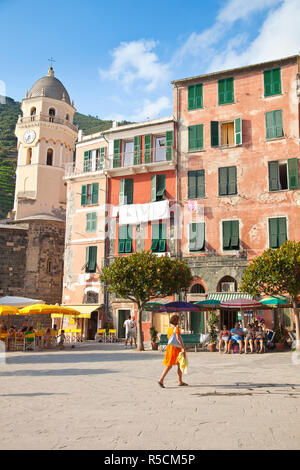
[0,97,122,219]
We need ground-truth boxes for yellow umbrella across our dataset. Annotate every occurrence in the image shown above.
[18,304,62,315]
[0,306,19,315]
[59,306,80,315]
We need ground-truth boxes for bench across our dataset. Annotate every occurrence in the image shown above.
[158,333,201,352]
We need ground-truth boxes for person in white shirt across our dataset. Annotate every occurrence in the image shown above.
[123,315,133,348]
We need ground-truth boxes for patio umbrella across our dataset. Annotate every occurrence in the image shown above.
[0,296,43,307]
[144,302,164,311]
[0,306,20,328]
[194,299,221,309]
[219,298,265,328]
[260,296,291,307]
[159,301,200,332]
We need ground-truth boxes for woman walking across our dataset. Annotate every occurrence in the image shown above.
[158,314,188,388]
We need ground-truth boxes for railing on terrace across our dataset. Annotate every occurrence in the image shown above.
[18,114,78,132]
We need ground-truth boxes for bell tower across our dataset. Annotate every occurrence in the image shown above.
[14,67,78,221]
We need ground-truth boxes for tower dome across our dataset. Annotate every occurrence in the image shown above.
[28,67,71,105]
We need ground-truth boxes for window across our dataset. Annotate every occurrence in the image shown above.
[46,148,53,166]
[264,68,281,97]
[47,259,52,273]
[188,170,205,199]
[123,141,134,167]
[86,291,99,304]
[30,107,36,121]
[118,225,133,254]
[119,178,133,205]
[81,183,99,206]
[26,148,32,165]
[65,114,69,121]
[211,118,242,147]
[269,217,287,248]
[190,283,205,294]
[218,167,237,196]
[189,222,205,252]
[151,174,166,201]
[265,110,283,139]
[134,136,142,165]
[86,212,97,232]
[113,139,121,168]
[155,136,166,162]
[188,124,204,151]
[144,134,152,163]
[151,222,167,252]
[188,84,203,110]
[85,246,97,273]
[218,77,234,105]
[269,159,298,191]
[222,220,239,250]
[83,148,105,172]
[49,108,55,122]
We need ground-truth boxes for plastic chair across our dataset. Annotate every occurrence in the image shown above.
[24,333,35,351]
[97,329,107,342]
[108,329,117,343]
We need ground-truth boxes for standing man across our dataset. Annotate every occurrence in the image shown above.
[123,315,133,348]
[130,316,137,348]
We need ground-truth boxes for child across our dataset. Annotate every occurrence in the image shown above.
[57,330,66,350]
[219,325,230,354]
[255,326,265,353]
[244,324,254,354]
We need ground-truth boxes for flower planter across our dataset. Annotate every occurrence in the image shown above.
[151,342,159,351]
[275,342,285,352]
[208,343,217,352]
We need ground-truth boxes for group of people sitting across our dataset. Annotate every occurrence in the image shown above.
[219,320,266,354]
[0,320,65,350]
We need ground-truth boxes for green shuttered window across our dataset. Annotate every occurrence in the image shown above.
[211,121,219,147]
[265,110,283,139]
[86,246,97,273]
[188,84,203,110]
[264,68,281,97]
[268,159,298,191]
[113,139,121,168]
[118,225,133,254]
[83,151,90,172]
[81,183,99,206]
[218,167,237,196]
[166,131,173,161]
[134,136,142,165]
[86,212,97,232]
[144,134,152,163]
[151,222,167,252]
[222,220,239,250]
[119,178,133,205]
[189,223,205,252]
[188,170,205,199]
[188,124,204,151]
[151,174,166,201]
[269,217,287,248]
[218,78,234,105]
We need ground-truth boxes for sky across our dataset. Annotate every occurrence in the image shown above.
[0,0,300,122]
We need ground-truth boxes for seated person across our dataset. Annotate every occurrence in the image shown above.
[228,322,244,354]
[0,320,7,333]
[244,324,254,354]
[219,324,230,354]
[24,326,35,349]
[255,326,265,353]
[252,320,259,333]
[42,327,51,348]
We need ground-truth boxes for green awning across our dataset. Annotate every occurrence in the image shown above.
[207,292,253,301]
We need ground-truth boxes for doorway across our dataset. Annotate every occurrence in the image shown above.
[87,310,98,339]
[118,309,131,338]
[190,311,205,334]
[220,310,238,330]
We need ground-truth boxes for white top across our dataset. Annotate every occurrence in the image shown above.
[123,319,132,334]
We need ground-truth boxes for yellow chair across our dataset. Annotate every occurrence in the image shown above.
[108,329,117,343]
[24,333,35,351]
[97,329,107,342]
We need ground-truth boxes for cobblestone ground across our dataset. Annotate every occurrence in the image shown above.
[0,343,299,450]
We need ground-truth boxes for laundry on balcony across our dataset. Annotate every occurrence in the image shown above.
[118,200,170,225]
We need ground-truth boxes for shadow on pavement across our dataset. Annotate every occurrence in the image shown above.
[0,393,68,397]
[0,368,117,377]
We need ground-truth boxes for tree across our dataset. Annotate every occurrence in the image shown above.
[100,251,193,351]
[240,241,300,349]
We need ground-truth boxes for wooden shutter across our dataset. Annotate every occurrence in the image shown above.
[195,84,203,108]
[223,221,231,249]
[228,166,237,195]
[211,121,219,147]
[272,68,281,95]
[188,85,195,110]
[197,170,205,198]
[288,158,298,189]
[156,174,166,200]
[81,185,87,206]
[113,139,121,168]
[88,246,97,272]
[231,220,239,249]
[219,167,228,196]
[144,134,152,163]
[189,223,197,251]
[118,225,127,253]
[188,126,196,151]
[269,218,278,248]
[278,217,287,247]
[124,178,133,205]
[198,222,205,250]
[264,70,272,97]
[119,179,125,205]
[189,125,203,150]
[195,124,204,149]
[188,171,197,199]
[234,117,242,145]
[265,111,275,139]
[166,130,173,161]
[91,183,98,204]
[268,161,279,191]
[86,213,91,232]
[134,136,141,165]
[225,78,234,103]
[151,223,159,251]
[274,110,283,137]
[83,151,90,172]
[99,147,105,169]
[151,174,157,202]
[91,212,97,232]
[125,225,133,253]
[218,79,225,104]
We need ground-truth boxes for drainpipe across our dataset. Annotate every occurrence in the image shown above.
[174,83,183,302]
[102,131,110,322]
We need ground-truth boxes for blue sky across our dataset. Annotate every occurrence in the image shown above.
[0,0,300,122]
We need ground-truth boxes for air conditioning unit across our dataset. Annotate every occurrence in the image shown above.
[221,282,235,292]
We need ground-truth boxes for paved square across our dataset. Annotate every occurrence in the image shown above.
[0,343,299,450]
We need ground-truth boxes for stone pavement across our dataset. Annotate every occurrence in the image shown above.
[0,342,299,450]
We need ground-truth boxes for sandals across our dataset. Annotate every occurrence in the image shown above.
[178,382,188,386]
[158,381,165,388]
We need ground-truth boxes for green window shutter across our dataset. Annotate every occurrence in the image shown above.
[188,85,195,110]
[225,77,234,103]
[83,151,90,172]
[223,221,231,249]
[189,222,205,251]
[197,170,205,198]
[288,158,298,189]
[156,174,166,200]
[151,174,157,202]
[113,139,121,168]
[134,136,141,165]
[218,79,225,105]
[268,161,279,191]
[188,126,195,151]
[188,171,197,199]
[151,223,159,251]
[99,147,105,169]
[265,111,275,139]
[81,185,87,206]
[189,223,197,251]
[118,225,127,253]
[274,110,283,138]
[196,124,203,150]
[231,220,239,249]
[269,218,278,248]
[195,84,203,108]
[198,222,205,250]
[91,183,98,205]
[124,178,133,205]
[211,121,219,147]
[188,125,203,151]
[125,225,133,253]
[278,217,287,247]
[119,179,125,205]
[272,68,281,95]
[86,213,91,232]
[91,212,97,232]
[87,246,97,272]
[264,70,272,97]
[159,239,166,252]
[219,167,228,196]
[228,166,237,195]
[144,134,152,163]
[234,117,242,145]
[166,131,173,161]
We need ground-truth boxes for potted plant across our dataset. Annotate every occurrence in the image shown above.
[208,312,218,352]
[150,326,159,350]
[274,326,285,352]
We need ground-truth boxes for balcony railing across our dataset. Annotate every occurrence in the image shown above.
[18,114,78,132]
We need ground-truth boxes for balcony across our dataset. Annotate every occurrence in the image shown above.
[17,114,78,133]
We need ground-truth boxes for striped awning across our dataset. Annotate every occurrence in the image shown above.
[52,305,99,319]
[207,292,253,301]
